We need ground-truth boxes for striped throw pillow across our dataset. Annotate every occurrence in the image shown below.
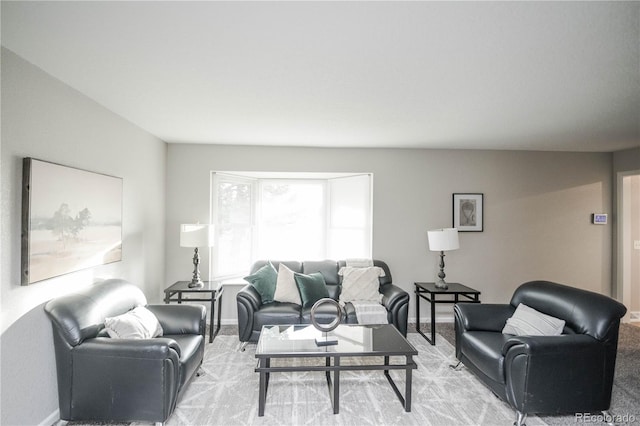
[502,303,565,336]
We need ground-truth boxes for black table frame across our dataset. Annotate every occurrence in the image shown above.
[164,281,223,343]
[414,282,480,345]
[255,326,417,416]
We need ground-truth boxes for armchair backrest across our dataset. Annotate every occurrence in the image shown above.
[510,281,627,343]
[44,279,146,347]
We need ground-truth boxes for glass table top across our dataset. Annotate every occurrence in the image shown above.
[256,324,417,357]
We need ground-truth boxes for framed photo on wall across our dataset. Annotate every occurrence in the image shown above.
[21,158,123,285]
[453,193,483,232]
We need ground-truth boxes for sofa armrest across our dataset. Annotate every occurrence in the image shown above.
[147,304,206,337]
[502,334,610,413]
[379,283,409,336]
[380,283,408,311]
[454,303,515,332]
[237,284,263,342]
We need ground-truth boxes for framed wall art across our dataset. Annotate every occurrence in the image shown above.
[21,158,123,285]
[453,193,483,232]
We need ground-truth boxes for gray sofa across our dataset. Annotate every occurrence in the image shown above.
[44,279,206,423]
[236,259,409,344]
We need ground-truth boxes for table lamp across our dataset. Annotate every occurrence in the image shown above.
[180,224,214,288]
[427,228,459,289]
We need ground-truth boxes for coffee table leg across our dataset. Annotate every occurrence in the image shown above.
[333,357,340,414]
[405,355,413,412]
[258,358,268,416]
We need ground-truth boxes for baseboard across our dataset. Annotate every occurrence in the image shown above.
[39,408,60,426]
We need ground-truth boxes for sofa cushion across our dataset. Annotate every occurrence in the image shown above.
[294,272,330,308]
[502,303,565,336]
[338,266,385,304]
[274,263,302,305]
[253,302,302,330]
[460,331,510,384]
[244,262,278,304]
[104,306,163,339]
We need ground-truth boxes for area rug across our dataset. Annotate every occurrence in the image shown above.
[165,334,547,426]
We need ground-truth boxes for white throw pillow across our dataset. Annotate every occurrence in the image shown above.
[502,303,565,336]
[273,263,302,305]
[338,266,385,304]
[104,306,163,339]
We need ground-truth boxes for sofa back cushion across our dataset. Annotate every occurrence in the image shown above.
[250,259,393,303]
[510,281,627,342]
[44,279,147,347]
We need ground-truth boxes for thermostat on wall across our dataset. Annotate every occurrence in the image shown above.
[592,214,608,225]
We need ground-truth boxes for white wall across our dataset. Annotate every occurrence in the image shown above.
[166,143,614,324]
[0,48,167,425]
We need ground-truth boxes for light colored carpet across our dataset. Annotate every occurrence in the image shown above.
[165,334,548,426]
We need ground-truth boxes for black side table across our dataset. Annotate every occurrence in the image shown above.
[164,281,224,343]
[414,282,480,345]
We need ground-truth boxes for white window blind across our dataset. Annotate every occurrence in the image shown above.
[211,172,372,279]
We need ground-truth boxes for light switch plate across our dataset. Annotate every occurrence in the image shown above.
[634,240,640,250]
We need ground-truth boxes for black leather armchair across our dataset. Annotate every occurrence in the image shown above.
[454,281,627,426]
[237,260,409,345]
[44,279,206,423]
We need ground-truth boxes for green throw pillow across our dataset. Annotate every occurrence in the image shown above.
[294,272,330,308]
[244,262,278,304]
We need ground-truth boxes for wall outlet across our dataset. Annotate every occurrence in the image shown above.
[634,240,640,250]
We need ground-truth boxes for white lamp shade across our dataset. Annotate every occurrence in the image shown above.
[427,228,460,251]
[180,224,214,248]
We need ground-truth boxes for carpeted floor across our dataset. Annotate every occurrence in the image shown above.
[218,322,640,425]
[167,332,548,426]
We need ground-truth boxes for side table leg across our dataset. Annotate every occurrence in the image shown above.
[415,288,420,333]
[430,298,436,345]
[216,291,223,337]
[209,293,215,343]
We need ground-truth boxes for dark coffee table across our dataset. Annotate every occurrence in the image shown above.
[255,324,417,416]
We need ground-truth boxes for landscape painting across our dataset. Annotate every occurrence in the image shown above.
[21,158,123,285]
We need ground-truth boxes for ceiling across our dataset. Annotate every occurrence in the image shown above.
[2,1,639,152]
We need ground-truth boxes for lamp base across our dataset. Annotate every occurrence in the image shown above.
[434,279,448,290]
[188,247,204,288]
[188,279,204,288]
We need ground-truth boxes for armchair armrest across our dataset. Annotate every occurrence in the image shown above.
[77,337,182,359]
[70,337,181,422]
[147,304,206,336]
[454,303,514,332]
[502,333,596,356]
[502,334,610,413]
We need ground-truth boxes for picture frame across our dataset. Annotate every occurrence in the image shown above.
[453,193,484,232]
[21,158,123,285]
